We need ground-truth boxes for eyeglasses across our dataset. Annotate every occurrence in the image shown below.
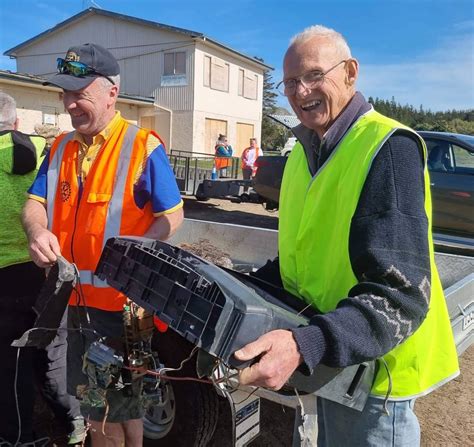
[276,60,346,96]
[56,58,115,85]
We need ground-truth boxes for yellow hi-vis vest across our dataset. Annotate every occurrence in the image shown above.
[279,109,459,399]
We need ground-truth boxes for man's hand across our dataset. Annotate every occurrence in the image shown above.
[234,329,303,390]
[22,198,60,268]
[27,226,61,268]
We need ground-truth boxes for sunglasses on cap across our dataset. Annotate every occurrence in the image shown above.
[56,58,115,85]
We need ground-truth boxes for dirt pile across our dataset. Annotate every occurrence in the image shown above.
[178,238,233,268]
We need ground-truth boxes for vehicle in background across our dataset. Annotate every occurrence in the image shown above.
[254,131,474,242]
[280,137,297,156]
[418,131,474,237]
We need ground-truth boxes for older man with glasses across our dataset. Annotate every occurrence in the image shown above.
[235,25,458,446]
[22,43,184,446]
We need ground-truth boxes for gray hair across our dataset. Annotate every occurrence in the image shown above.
[0,92,17,131]
[98,74,120,89]
[290,25,352,60]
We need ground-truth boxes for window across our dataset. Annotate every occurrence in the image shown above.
[162,52,187,86]
[426,139,474,174]
[210,57,229,92]
[203,55,229,91]
[452,144,474,174]
[426,139,452,172]
[164,52,186,75]
[238,69,258,100]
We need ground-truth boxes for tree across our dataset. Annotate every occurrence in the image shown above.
[368,97,473,135]
[255,57,291,149]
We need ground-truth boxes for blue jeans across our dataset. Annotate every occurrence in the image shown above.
[317,396,420,446]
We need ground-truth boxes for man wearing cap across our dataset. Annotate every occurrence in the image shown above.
[22,43,184,446]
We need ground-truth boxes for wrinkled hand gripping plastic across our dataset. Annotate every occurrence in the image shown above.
[96,237,375,411]
[12,256,76,349]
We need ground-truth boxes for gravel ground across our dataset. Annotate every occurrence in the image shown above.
[185,196,473,447]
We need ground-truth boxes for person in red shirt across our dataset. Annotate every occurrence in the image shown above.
[240,138,263,192]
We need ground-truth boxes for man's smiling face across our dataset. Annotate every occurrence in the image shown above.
[62,78,116,141]
[283,36,357,138]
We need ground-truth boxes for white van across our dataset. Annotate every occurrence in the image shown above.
[281,137,297,156]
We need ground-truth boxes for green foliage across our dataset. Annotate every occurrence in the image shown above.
[368,97,474,135]
[262,115,291,149]
[255,57,291,149]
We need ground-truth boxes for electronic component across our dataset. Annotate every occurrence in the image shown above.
[12,256,76,349]
[96,237,375,410]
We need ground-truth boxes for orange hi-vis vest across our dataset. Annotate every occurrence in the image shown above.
[47,119,159,311]
[214,145,232,170]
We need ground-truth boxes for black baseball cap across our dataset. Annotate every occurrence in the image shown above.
[44,43,120,91]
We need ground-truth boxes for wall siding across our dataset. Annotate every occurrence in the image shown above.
[14,15,195,109]
[169,111,194,152]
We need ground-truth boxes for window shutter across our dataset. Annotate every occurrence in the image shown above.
[238,69,244,96]
[210,57,229,91]
[244,73,257,99]
[204,55,211,87]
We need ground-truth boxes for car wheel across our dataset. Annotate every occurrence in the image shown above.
[143,331,219,447]
[142,380,176,439]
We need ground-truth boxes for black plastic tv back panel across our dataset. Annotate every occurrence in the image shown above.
[96,237,309,366]
[96,237,375,409]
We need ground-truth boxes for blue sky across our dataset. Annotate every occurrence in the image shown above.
[0,0,473,111]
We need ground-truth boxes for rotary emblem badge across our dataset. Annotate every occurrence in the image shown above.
[60,181,71,202]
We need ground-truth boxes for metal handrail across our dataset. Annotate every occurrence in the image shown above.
[170,149,214,158]
[168,151,240,195]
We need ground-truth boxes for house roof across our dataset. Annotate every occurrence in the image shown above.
[0,69,155,104]
[267,114,301,129]
[4,8,272,70]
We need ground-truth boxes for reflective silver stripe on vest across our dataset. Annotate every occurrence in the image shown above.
[46,132,75,230]
[80,124,139,288]
[78,270,109,288]
[102,124,139,248]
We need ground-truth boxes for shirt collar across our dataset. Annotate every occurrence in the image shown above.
[292,92,370,152]
[73,111,122,146]
[291,92,372,174]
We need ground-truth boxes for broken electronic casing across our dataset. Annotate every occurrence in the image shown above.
[12,256,76,349]
[96,237,375,411]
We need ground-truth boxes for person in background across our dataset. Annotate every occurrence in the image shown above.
[235,25,459,446]
[0,92,84,445]
[214,133,233,177]
[22,43,184,446]
[240,137,263,192]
